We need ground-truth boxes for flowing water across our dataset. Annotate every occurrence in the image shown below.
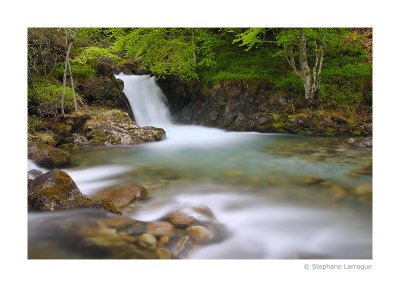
[28,75,372,259]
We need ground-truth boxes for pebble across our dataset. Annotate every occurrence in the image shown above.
[156,247,171,259]
[102,216,137,230]
[171,235,192,258]
[170,211,195,226]
[138,233,157,250]
[159,235,170,245]
[185,226,214,243]
[146,222,175,236]
[304,177,331,186]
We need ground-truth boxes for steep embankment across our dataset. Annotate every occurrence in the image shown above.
[157,79,372,137]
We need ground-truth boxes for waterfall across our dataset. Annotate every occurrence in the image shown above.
[115,74,172,126]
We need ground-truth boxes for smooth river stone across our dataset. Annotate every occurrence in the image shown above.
[170,211,195,226]
[138,233,157,250]
[146,222,175,236]
[171,235,193,258]
[156,247,171,259]
[185,226,214,243]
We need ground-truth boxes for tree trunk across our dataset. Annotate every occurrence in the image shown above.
[61,30,77,117]
[284,31,324,100]
[68,61,77,112]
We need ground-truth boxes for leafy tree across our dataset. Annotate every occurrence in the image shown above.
[28,28,65,83]
[110,28,216,81]
[234,28,345,100]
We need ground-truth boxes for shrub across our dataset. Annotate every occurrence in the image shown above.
[28,79,81,117]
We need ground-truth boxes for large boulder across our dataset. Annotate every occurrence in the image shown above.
[28,169,120,214]
[82,109,166,146]
[28,169,91,211]
[28,142,71,168]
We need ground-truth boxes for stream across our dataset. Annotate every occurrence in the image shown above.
[28,75,372,259]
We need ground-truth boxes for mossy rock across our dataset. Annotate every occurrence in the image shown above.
[28,169,121,214]
[28,142,71,168]
[28,169,91,211]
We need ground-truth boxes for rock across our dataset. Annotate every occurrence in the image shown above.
[28,169,121,214]
[92,184,148,209]
[171,235,193,258]
[348,162,372,177]
[28,169,91,211]
[77,72,129,112]
[92,199,121,215]
[352,183,372,201]
[180,205,216,222]
[102,216,137,230]
[329,185,347,199]
[353,137,372,148]
[170,211,195,226]
[138,233,157,250]
[28,142,71,168]
[303,177,331,186]
[83,109,166,146]
[185,226,214,243]
[158,235,170,245]
[28,169,43,182]
[146,222,175,237]
[95,61,113,77]
[156,247,171,259]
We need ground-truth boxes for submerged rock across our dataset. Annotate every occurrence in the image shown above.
[170,211,195,226]
[28,142,71,168]
[156,247,171,259]
[171,235,193,258]
[351,137,373,148]
[352,183,372,202]
[138,233,157,250]
[92,184,147,209]
[146,222,175,237]
[303,177,331,186]
[185,226,214,243]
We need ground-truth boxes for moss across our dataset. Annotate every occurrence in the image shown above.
[352,130,362,136]
[325,128,336,136]
[36,132,57,146]
[93,199,121,215]
[28,142,71,168]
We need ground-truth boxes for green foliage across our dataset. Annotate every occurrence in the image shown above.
[28,79,81,117]
[28,28,65,82]
[273,74,303,92]
[233,28,267,51]
[73,46,121,66]
[55,63,96,79]
[110,28,216,81]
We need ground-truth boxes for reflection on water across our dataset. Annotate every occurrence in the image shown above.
[28,129,372,259]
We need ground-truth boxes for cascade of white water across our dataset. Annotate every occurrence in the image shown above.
[114,74,172,126]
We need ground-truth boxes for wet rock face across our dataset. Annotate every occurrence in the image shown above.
[28,142,71,168]
[77,62,129,112]
[159,79,372,137]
